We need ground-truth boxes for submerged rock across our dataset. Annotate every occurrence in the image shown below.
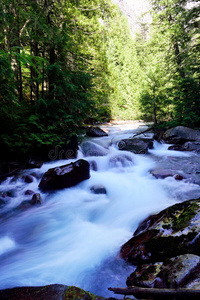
[86,126,108,137]
[81,141,109,157]
[118,138,153,154]
[0,284,104,300]
[39,159,90,191]
[120,198,200,264]
[90,185,107,194]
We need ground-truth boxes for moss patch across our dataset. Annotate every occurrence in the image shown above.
[145,232,198,261]
[63,286,104,300]
[171,202,199,231]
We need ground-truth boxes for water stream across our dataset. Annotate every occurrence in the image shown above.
[0,123,200,297]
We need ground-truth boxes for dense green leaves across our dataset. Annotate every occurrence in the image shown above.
[136,0,200,127]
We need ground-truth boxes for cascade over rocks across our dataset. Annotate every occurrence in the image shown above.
[118,138,153,154]
[86,126,108,137]
[39,159,90,191]
[81,141,109,157]
[120,198,200,264]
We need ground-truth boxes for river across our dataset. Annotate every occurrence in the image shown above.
[0,122,200,297]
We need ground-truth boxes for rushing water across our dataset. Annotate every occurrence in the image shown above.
[0,122,200,297]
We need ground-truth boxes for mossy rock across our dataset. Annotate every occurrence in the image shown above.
[121,198,200,264]
[63,286,104,300]
[126,254,200,289]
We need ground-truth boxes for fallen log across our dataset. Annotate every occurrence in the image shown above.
[108,286,200,299]
[131,126,154,138]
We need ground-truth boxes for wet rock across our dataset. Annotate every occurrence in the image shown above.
[126,254,200,289]
[168,145,185,151]
[184,141,200,153]
[118,138,153,154]
[86,126,108,137]
[24,190,35,196]
[0,285,104,300]
[164,126,200,144]
[81,141,109,157]
[6,189,17,197]
[120,198,200,264]
[90,185,107,194]
[175,174,184,181]
[22,175,34,183]
[39,159,90,191]
[31,193,42,205]
[150,169,173,179]
[89,160,98,171]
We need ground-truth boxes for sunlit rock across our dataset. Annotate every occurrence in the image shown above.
[39,159,90,191]
[90,185,107,194]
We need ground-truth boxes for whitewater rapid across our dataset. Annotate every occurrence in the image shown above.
[0,123,200,297]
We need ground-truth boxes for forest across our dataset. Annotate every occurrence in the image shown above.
[0,0,200,159]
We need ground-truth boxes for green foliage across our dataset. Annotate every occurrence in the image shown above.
[136,0,200,126]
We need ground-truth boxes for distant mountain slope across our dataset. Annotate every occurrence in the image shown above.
[111,0,151,34]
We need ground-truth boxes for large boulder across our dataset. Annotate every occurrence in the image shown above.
[118,138,153,154]
[164,126,200,144]
[120,198,200,264]
[86,126,108,137]
[39,159,90,191]
[126,254,200,289]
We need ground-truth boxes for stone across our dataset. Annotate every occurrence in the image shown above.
[164,126,200,144]
[89,160,98,171]
[184,141,200,153]
[126,254,200,289]
[86,126,108,137]
[22,175,34,183]
[90,185,107,194]
[24,190,35,195]
[31,193,42,205]
[120,198,200,264]
[168,145,185,151]
[39,159,90,191]
[150,169,173,179]
[118,138,153,154]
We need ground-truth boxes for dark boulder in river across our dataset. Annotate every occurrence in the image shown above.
[86,126,108,137]
[39,159,90,191]
[118,138,153,154]
[164,126,200,144]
